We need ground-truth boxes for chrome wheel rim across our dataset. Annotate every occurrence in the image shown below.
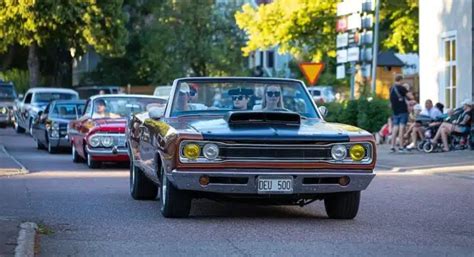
[87,153,91,167]
[72,145,76,160]
[130,161,136,193]
[161,168,167,210]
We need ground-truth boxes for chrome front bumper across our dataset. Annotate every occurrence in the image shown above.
[86,146,128,155]
[168,169,375,194]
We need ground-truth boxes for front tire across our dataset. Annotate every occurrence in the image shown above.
[324,191,360,219]
[86,152,101,169]
[130,158,158,200]
[423,141,435,153]
[47,140,58,154]
[159,165,191,218]
[14,121,25,133]
[72,144,84,163]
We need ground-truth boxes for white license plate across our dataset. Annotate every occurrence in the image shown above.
[257,177,293,194]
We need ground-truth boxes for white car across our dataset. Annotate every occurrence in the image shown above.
[307,86,336,103]
[153,85,173,100]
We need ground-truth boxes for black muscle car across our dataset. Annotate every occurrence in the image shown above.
[32,100,85,153]
[127,77,376,219]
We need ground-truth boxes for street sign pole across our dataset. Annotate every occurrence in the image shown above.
[371,0,380,94]
[350,62,356,99]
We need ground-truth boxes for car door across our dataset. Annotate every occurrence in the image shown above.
[139,118,154,174]
[19,92,33,129]
[70,100,92,158]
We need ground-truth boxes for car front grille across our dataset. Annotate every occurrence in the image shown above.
[220,145,332,161]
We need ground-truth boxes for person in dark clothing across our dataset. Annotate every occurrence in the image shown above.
[389,74,414,152]
[228,88,254,110]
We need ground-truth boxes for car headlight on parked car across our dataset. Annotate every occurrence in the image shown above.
[0,107,7,114]
[349,144,366,161]
[203,143,219,160]
[331,144,347,161]
[183,143,200,160]
[101,136,114,148]
[89,135,101,148]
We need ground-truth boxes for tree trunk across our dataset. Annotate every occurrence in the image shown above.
[28,43,40,87]
[1,45,16,71]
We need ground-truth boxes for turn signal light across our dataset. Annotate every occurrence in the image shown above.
[199,175,210,186]
[349,144,365,161]
[183,143,200,160]
[338,176,350,186]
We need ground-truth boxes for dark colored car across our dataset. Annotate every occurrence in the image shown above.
[14,88,79,135]
[75,85,122,99]
[68,95,167,169]
[0,81,17,128]
[127,77,376,219]
[31,100,86,153]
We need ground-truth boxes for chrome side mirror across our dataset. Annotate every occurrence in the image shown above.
[319,106,328,117]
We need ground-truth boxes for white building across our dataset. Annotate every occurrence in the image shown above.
[419,0,473,110]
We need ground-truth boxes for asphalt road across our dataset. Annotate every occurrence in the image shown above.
[0,128,473,257]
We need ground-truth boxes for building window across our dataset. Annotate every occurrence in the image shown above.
[266,51,275,68]
[443,34,456,109]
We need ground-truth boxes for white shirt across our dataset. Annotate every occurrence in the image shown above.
[421,107,442,119]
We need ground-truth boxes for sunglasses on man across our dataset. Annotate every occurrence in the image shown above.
[266,91,281,97]
[232,95,247,101]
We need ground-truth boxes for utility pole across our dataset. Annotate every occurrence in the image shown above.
[371,0,381,94]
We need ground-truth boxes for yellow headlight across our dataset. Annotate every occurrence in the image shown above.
[349,144,366,161]
[183,143,200,160]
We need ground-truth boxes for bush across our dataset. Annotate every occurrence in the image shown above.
[0,69,29,93]
[323,98,391,133]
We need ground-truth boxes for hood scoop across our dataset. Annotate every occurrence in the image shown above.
[226,111,301,127]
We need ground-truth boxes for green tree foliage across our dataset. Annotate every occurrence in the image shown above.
[0,69,29,93]
[235,0,419,62]
[89,0,248,86]
[0,0,128,87]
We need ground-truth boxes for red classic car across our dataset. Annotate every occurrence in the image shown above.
[68,95,167,168]
[127,77,376,219]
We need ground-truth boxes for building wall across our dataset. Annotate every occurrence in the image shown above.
[419,0,473,109]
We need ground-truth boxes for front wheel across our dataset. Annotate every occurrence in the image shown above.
[159,165,191,218]
[14,121,25,133]
[72,144,84,163]
[86,152,101,169]
[423,141,435,153]
[324,191,360,219]
[416,140,425,152]
[47,140,58,154]
[130,158,158,200]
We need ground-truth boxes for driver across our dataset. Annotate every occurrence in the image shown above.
[93,99,120,118]
[228,88,253,110]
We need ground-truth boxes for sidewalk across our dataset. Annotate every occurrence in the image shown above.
[375,144,474,172]
[0,218,20,257]
[0,145,28,176]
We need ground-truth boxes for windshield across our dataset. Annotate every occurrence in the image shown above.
[92,97,167,119]
[33,92,77,104]
[50,103,85,120]
[154,86,172,98]
[170,80,319,118]
[0,85,16,100]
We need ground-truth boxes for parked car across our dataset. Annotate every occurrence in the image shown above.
[307,86,336,104]
[75,85,122,99]
[14,88,79,135]
[153,85,172,99]
[0,81,17,128]
[31,100,86,153]
[68,95,167,169]
[127,77,376,219]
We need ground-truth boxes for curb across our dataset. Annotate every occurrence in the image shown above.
[14,222,37,257]
[375,165,474,175]
[0,145,29,176]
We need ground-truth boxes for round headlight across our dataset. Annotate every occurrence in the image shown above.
[0,107,6,114]
[183,143,200,160]
[89,136,101,148]
[349,144,366,161]
[203,144,219,160]
[101,136,114,147]
[331,144,347,160]
[52,122,59,130]
[51,130,59,138]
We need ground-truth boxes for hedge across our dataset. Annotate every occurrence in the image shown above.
[323,98,391,133]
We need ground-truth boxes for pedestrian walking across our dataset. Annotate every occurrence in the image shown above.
[389,74,414,152]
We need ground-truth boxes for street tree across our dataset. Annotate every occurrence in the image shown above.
[0,0,127,87]
[235,0,419,62]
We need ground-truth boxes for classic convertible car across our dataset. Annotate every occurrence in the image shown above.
[127,77,376,219]
[32,100,86,153]
[68,95,167,169]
